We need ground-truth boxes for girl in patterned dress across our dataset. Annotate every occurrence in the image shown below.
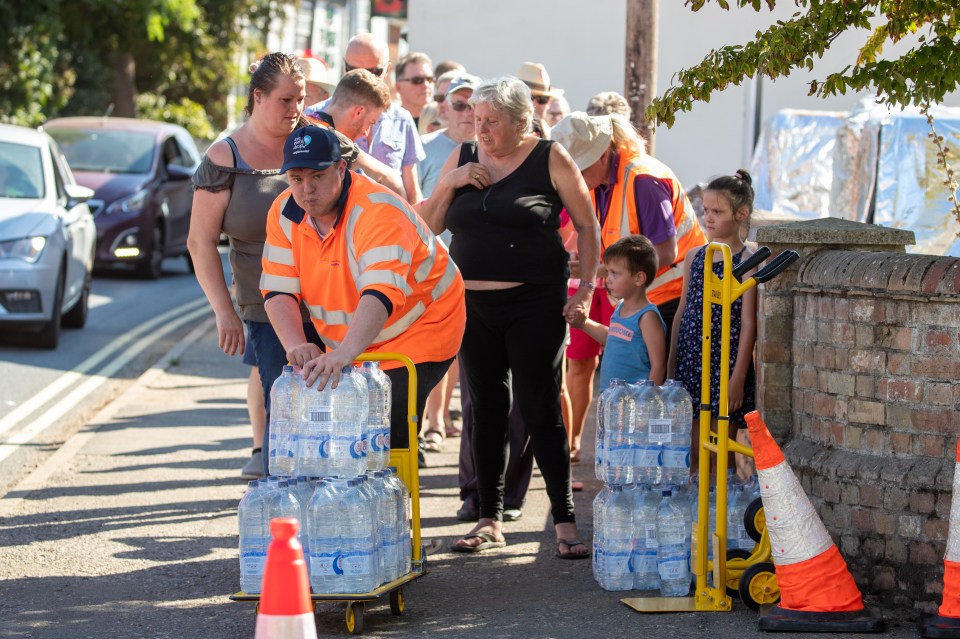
[667,170,758,476]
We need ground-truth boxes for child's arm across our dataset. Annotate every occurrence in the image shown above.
[641,311,667,385]
[667,249,697,377]
[578,318,609,347]
[729,250,759,412]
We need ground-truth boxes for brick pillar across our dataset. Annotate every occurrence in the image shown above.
[753,218,914,440]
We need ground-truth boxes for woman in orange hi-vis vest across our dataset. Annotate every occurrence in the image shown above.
[260,126,465,452]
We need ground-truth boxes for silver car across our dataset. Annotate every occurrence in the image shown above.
[0,123,97,348]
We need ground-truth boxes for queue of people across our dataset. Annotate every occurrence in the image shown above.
[188,36,761,563]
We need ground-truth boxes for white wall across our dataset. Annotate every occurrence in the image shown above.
[406,0,627,119]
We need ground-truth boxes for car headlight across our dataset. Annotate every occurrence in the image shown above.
[0,236,47,263]
[105,188,149,215]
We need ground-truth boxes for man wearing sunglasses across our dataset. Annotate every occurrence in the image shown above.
[418,75,480,199]
[516,61,566,136]
[394,52,434,129]
[342,34,426,205]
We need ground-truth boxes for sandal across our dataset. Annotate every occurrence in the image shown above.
[451,532,506,553]
[445,423,462,438]
[556,538,589,560]
[421,429,443,452]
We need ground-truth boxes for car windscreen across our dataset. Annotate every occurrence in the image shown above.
[48,128,155,174]
[0,142,44,199]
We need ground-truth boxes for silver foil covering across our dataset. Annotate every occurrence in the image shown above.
[758,461,834,566]
[753,102,960,256]
[751,109,847,220]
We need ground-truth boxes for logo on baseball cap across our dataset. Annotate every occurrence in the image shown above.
[281,126,342,173]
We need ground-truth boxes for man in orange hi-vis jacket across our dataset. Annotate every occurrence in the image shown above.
[261,126,465,449]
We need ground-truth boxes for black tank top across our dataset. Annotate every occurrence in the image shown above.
[446,139,567,284]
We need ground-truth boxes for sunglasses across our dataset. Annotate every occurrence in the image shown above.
[450,101,473,113]
[433,94,446,103]
[532,95,551,105]
[398,75,434,85]
[344,62,385,77]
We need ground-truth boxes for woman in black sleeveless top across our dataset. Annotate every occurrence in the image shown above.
[421,77,600,559]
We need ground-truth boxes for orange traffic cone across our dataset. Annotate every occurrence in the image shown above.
[745,411,884,632]
[921,439,960,637]
[254,518,317,639]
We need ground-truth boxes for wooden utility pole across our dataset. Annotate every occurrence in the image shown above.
[624,0,658,153]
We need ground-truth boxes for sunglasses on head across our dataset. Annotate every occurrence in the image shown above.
[398,75,434,85]
[532,95,551,105]
[450,100,473,113]
[344,62,385,77]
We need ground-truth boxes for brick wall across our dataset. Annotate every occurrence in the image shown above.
[754,219,960,612]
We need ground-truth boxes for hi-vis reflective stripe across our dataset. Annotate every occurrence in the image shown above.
[358,245,411,271]
[619,160,643,239]
[308,305,352,326]
[366,192,437,282]
[432,258,459,301]
[263,243,295,267]
[260,273,300,294]
[278,197,294,242]
[649,264,682,291]
[373,301,425,343]
[357,270,411,294]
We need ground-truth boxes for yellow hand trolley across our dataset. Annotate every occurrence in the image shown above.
[623,243,798,614]
[231,352,427,635]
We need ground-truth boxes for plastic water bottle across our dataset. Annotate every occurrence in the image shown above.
[382,468,405,579]
[359,362,390,471]
[238,480,268,593]
[355,475,383,586]
[726,473,745,551]
[599,484,633,591]
[268,365,300,477]
[660,380,693,486]
[599,379,635,486]
[329,367,368,478]
[391,467,412,575]
[268,479,301,522]
[369,471,395,584]
[340,478,376,593]
[632,485,660,590]
[594,381,618,481]
[735,475,761,550]
[592,485,611,584]
[294,478,314,577]
[298,376,332,478]
[634,381,665,486]
[307,479,342,594]
[657,490,691,597]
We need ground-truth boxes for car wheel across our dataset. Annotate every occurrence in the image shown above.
[137,224,164,279]
[62,269,90,329]
[34,264,64,349]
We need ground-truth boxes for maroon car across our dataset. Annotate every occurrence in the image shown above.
[43,117,201,278]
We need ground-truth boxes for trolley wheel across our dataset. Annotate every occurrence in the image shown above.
[345,601,365,635]
[743,497,766,543]
[724,548,752,598]
[738,561,780,612]
[390,588,405,616]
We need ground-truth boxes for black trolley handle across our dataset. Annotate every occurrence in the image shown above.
[752,250,800,284]
[731,246,771,282]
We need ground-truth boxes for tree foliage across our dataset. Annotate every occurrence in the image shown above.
[0,0,290,139]
[647,0,960,128]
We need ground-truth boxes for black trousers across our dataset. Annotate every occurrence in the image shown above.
[460,283,574,525]
[384,358,454,450]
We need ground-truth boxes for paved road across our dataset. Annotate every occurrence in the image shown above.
[0,325,919,638]
[0,255,215,497]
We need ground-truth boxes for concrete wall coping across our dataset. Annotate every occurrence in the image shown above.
[755,217,916,247]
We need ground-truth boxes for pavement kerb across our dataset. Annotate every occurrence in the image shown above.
[0,315,216,518]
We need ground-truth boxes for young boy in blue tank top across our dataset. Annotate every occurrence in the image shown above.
[566,235,667,389]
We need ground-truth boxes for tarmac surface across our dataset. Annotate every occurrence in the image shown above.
[0,322,919,638]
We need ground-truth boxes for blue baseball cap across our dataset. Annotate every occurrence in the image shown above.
[281,126,342,173]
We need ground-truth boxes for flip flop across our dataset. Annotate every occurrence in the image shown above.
[451,532,506,553]
[556,538,589,560]
[421,429,443,452]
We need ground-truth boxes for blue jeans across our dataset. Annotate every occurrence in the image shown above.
[246,320,323,476]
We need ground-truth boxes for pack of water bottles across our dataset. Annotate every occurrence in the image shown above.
[239,469,412,594]
[592,378,696,595]
[238,361,413,594]
[269,362,392,477]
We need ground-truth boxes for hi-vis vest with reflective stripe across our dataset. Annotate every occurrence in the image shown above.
[597,150,706,306]
[260,171,465,368]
